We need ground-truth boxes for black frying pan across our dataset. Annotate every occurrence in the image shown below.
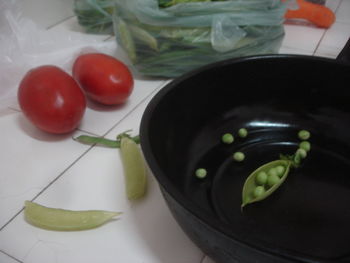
[140,38,350,263]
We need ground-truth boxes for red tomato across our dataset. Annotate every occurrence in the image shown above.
[72,53,134,105]
[18,65,86,134]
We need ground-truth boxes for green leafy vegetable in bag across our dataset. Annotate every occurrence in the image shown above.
[74,0,289,77]
[74,0,115,34]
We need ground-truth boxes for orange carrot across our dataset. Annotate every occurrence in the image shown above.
[285,0,335,28]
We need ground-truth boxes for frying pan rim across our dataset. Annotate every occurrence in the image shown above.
[139,53,350,262]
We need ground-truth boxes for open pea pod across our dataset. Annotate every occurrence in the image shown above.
[241,160,292,208]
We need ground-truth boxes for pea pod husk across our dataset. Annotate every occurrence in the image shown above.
[74,132,146,200]
[115,18,137,63]
[241,160,292,208]
[120,137,147,200]
[128,25,159,51]
[24,201,121,231]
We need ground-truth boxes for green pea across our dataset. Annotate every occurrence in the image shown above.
[241,160,291,208]
[233,152,245,162]
[238,128,248,138]
[195,168,207,179]
[267,167,278,177]
[296,148,307,159]
[24,201,121,231]
[275,165,285,177]
[299,141,311,152]
[298,130,311,140]
[222,133,234,144]
[293,148,307,166]
[255,171,268,185]
[267,173,280,188]
[253,186,265,198]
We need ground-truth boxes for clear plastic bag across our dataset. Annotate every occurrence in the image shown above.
[75,0,291,77]
[74,0,115,34]
[0,0,117,112]
[112,0,290,77]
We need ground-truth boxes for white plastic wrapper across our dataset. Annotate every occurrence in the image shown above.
[0,0,117,112]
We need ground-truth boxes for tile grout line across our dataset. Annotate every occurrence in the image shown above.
[99,81,168,138]
[0,81,167,231]
[75,129,100,137]
[77,83,166,137]
[200,254,208,263]
[334,0,344,15]
[8,107,20,112]
[8,106,100,137]
[312,31,326,55]
[46,12,113,41]
[28,145,96,200]
[0,249,23,263]
[280,44,315,54]
[8,85,165,137]
[103,35,115,41]
[0,145,95,232]
[313,0,344,55]
[46,15,113,42]
[46,15,75,30]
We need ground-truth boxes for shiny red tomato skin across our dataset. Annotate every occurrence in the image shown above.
[72,53,134,105]
[18,65,86,134]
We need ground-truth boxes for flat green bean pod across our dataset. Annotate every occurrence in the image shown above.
[24,201,121,231]
[129,25,159,51]
[74,135,121,147]
[117,19,137,63]
[241,160,292,208]
[120,137,147,200]
[74,131,146,200]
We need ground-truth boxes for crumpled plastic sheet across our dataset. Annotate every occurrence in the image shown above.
[0,0,117,112]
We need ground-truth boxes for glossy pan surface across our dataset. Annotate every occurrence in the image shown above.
[140,50,350,262]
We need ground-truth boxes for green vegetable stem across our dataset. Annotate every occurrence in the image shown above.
[158,0,226,8]
[24,201,121,231]
[74,0,115,34]
[74,135,121,147]
[74,131,140,148]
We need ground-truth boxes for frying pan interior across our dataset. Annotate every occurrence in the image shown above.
[141,56,350,262]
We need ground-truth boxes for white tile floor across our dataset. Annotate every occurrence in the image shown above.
[0,1,349,262]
